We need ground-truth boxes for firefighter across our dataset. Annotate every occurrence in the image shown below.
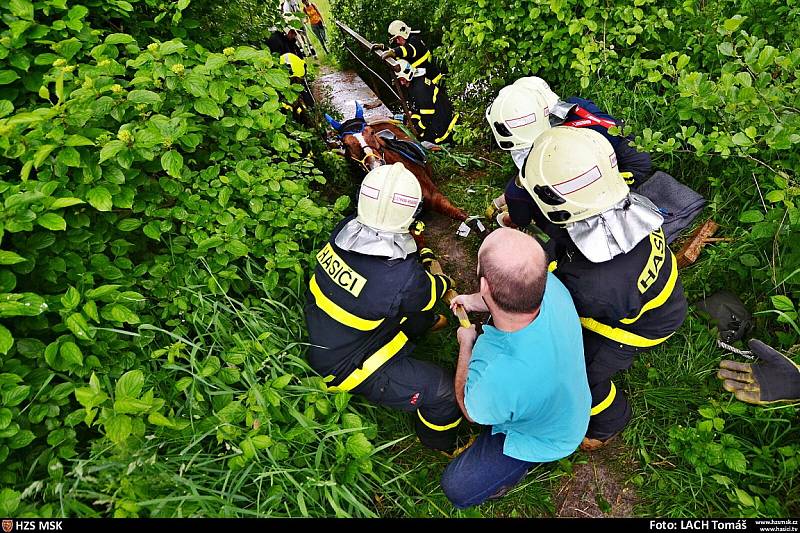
[279,52,313,118]
[519,127,687,449]
[485,76,652,228]
[305,163,463,453]
[394,59,459,145]
[371,20,444,85]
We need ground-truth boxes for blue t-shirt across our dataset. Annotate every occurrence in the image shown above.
[464,273,591,463]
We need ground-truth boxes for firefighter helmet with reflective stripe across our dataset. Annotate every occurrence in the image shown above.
[486,83,553,151]
[394,59,415,81]
[512,76,560,112]
[357,162,422,233]
[520,127,629,224]
[388,20,413,42]
[280,53,306,78]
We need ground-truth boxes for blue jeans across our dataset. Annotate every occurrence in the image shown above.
[440,430,535,508]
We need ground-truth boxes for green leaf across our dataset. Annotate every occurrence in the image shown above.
[771,295,795,312]
[738,210,764,223]
[161,150,184,177]
[8,429,34,449]
[108,304,140,324]
[34,144,57,168]
[765,190,784,203]
[345,433,373,459]
[0,325,13,355]
[116,370,144,399]
[50,197,84,209]
[85,284,121,299]
[60,341,83,367]
[65,312,93,340]
[128,90,161,105]
[732,132,752,146]
[0,408,11,429]
[271,375,292,389]
[734,487,754,507]
[61,286,80,310]
[9,0,34,20]
[194,97,221,118]
[0,251,27,265]
[99,140,125,163]
[147,411,174,426]
[87,186,113,211]
[56,146,81,167]
[117,218,142,231]
[65,134,94,147]
[225,239,249,257]
[105,33,135,45]
[740,254,759,267]
[197,236,224,251]
[3,384,30,406]
[115,398,151,414]
[142,221,161,240]
[0,100,14,118]
[0,70,20,85]
[722,15,745,32]
[723,448,747,473]
[106,413,132,444]
[159,40,186,55]
[37,212,67,231]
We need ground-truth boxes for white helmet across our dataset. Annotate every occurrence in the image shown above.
[357,163,422,233]
[486,83,553,151]
[394,59,415,81]
[520,127,629,224]
[388,20,413,42]
[512,76,560,112]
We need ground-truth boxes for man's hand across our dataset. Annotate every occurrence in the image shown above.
[450,293,489,314]
[370,43,386,52]
[457,325,478,349]
[717,339,800,404]
[381,49,396,60]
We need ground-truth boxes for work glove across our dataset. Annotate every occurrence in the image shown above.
[370,43,386,52]
[485,197,507,218]
[419,247,436,268]
[381,49,396,60]
[717,339,800,404]
[696,291,753,343]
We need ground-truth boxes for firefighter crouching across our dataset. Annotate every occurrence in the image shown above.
[519,127,688,450]
[304,163,463,452]
[394,59,458,146]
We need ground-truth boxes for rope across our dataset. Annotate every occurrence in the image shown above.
[717,339,754,359]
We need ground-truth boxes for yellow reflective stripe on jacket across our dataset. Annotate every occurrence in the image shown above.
[590,381,617,416]
[408,43,417,57]
[310,275,384,331]
[620,252,678,325]
[326,332,409,392]
[433,86,439,104]
[435,112,459,143]
[399,46,408,58]
[422,271,437,311]
[420,108,436,115]
[580,317,673,348]
[548,261,558,272]
[432,73,443,84]
[417,410,462,431]
[411,50,431,68]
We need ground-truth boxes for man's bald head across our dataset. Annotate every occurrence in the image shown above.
[478,228,548,314]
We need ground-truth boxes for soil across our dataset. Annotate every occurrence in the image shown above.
[419,211,480,295]
[554,440,639,517]
[312,65,391,120]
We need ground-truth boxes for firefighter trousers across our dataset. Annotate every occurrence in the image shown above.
[584,331,637,440]
[351,311,462,452]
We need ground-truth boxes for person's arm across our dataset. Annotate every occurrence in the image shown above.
[395,262,454,314]
[455,326,478,422]
[450,293,488,313]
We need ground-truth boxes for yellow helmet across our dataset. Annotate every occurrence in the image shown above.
[486,82,553,151]
[280,53,306,78]
[520,127,629,224]
[357,163,422,233]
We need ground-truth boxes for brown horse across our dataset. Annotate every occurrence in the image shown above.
[325,103,468,222]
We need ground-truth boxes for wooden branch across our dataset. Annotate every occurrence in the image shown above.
[675,219,720,269]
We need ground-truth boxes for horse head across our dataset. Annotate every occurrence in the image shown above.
[325,101,385,171]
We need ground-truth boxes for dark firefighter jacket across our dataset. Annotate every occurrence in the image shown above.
[407,76,459,144]
[266,31,304,58]
[305,215,453,391]
[545,225,687,349]
[391,34,444,84]
[507,96,653,228]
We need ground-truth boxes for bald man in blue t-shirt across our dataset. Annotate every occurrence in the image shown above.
[441,228,591,508]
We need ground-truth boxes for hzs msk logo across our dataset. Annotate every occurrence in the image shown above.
[2,519,13,533]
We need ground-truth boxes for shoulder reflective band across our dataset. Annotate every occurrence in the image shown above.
[417,410,462,431]
[326,331,409,392]
[548,261,558,272]
[310,275,384,331]
[590,382,616,416]
[561,105,618,130]
[580,317,673,348]
[435,113,460,144]
[422,271,438,311]
[408,43,417,57]
[432,73,443,85]
[620,252,678,325]
[411,50,431,68]
[399,46,408,58]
